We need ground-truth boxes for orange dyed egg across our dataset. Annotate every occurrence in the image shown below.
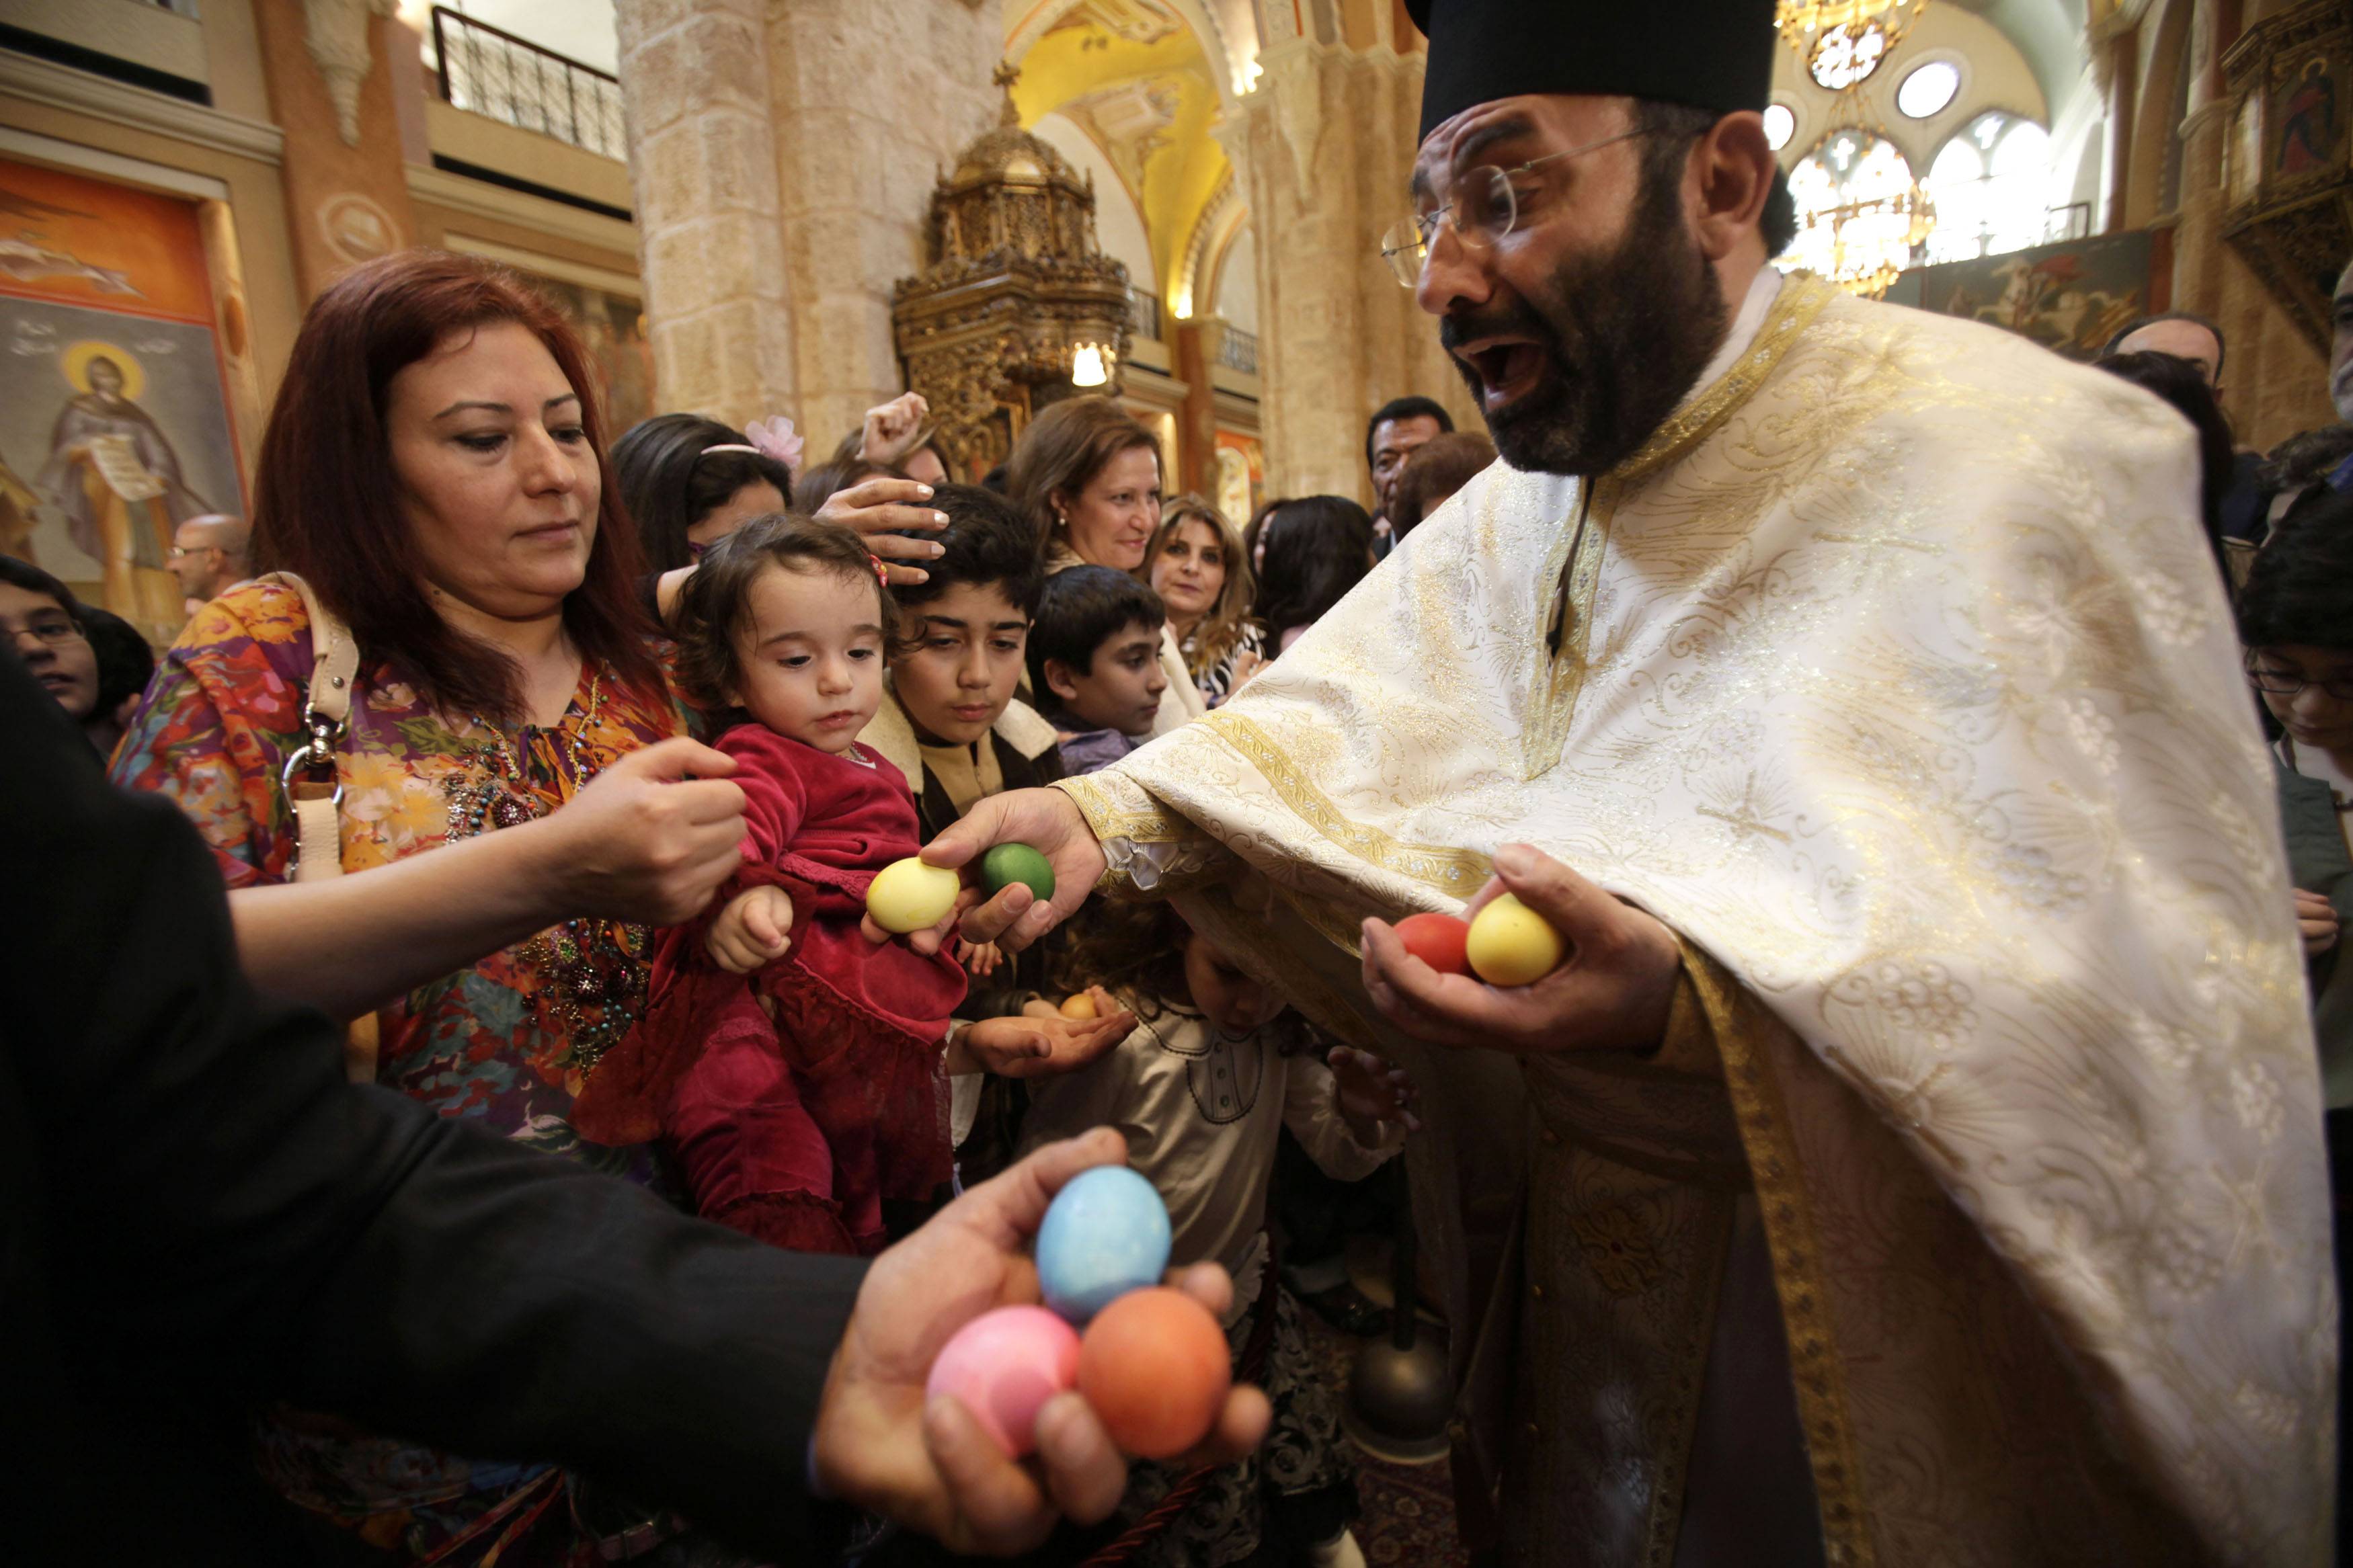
[1393,911,1472,976]
[1059,991,1099,1020]
[1076,1287,1230,1459]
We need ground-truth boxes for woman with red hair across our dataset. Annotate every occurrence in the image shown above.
[110,250,752,1559]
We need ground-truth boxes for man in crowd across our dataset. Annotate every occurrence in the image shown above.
[2108,310,2228,393]
[926,1,2334,1563]
[3,645,1264,1563]
[167,511,251,617]
[1364,395,1451,550]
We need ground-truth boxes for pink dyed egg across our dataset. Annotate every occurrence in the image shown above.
[924,1305,1083,1457]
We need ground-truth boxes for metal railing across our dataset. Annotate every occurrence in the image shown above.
[1214,326,1258,376]
[432,6,627,161]
[1127,284,1163,343]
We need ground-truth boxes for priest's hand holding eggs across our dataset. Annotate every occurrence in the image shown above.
[1357,843,1682,1056]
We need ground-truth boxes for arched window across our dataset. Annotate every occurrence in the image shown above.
[1782,130,1919,289]
[1923,112,2052,263]
[1896,59,1960,119]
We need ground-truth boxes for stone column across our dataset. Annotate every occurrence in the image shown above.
[617,0,999,444]
[1225,35,1475,507]
[247,0,420,295]
[614,0,796,429]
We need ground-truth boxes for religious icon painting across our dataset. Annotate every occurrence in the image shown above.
[0,156,246,647]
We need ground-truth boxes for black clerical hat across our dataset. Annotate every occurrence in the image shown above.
[1406,0,1779,141]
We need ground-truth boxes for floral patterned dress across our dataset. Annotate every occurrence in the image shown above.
[110,579,691,1562]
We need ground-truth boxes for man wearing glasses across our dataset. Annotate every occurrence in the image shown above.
[927,3,2332,1562]
[2,554,104,751]
[167,511,252,618]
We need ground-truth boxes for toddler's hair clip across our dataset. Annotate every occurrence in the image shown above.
[871,553,891,589]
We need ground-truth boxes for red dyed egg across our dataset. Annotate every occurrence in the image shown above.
[1076,1287,1230,1460]
[1394,911,1472,976]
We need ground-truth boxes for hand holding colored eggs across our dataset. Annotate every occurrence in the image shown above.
[980,842,1056,902]
[866,856,961,934]
[1393,911,1472,975]
[928,1163,1229,1462]
[1465,893,1565,986]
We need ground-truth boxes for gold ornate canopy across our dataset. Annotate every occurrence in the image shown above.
[2219,0,2351,355]
[892,69,1135,477]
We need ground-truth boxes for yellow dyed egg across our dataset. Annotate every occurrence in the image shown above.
[1465,893,1564,987]
[867,857,961,934]
[1059,992,1099,1020]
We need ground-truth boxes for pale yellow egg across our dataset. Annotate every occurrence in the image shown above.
[1465,893,1564,987]
[867,857,961,934]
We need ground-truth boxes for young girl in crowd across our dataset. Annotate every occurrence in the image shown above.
[1019,900,1415,1568]
[573,513,1127,1253]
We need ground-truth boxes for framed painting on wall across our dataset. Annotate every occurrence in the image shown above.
[0,156,245,647]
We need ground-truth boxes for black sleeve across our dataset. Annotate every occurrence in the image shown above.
[0,650,866,1554]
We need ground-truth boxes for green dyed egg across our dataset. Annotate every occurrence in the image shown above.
[980,843,1056,902]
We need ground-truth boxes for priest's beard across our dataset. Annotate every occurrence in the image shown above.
[1443,163,1729,477]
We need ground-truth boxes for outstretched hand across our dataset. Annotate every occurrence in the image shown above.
[1359,843,1679,1054]
[914,788,1109,954]
[951,990,1134,1079]
[811,1128,1271,1555]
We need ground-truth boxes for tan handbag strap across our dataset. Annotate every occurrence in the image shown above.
[261,570,358,885]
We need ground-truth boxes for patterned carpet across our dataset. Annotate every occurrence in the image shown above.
[1297,1307,1472,1568]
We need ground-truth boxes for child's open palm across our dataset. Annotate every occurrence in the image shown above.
[707,885,794,973]
[950,989,1133,1079]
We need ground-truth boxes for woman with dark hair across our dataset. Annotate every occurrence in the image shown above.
[2094,349,2236,580]
[109,250,757,1560]
[2239,493,2353,1090]
[1004,395,1205,735]
[2237,492,2353,1485]
[620,413,949,624]
[77,603,152,759]
[1252,495,1376,652]
[612,411,795,576]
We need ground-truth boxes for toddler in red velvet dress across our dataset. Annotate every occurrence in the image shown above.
[574,513,1125,1254]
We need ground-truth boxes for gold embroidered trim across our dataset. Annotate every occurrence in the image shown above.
[1691,944,1877,1567]
[1198,710,1494,899]
[1055,770,1188,855]
[1524,482,1616,781]
[1612,272,1839,488]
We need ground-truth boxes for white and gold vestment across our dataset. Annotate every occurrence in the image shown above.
[1058,273,2334,1566]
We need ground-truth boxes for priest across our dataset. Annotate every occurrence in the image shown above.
[922,2,2335,1562]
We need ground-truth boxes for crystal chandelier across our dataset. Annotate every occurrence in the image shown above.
[1776,0,1929,91]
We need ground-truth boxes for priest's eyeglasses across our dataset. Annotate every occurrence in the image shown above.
[2245,653,2353,702]
[1379,128,1645,287]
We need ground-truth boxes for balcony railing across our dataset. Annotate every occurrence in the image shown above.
[1123,284,1164,343]
[1214,326,1258,376]
[432,6,626,161]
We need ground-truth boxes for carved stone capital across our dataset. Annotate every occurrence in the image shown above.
[304,0,395,146]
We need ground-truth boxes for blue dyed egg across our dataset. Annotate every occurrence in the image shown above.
[1035,1165,1172,1324]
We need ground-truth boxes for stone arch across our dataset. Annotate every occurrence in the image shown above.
[1003,0,1245,109]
